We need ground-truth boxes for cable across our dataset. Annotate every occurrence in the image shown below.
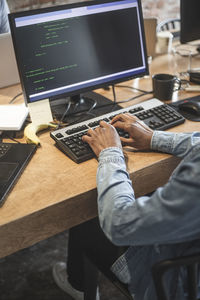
[52,84,153,128]
[63,99,97,127]
[60,100,72,122]
[92,90,152,111]
[85,98,97,115]
[116,84,153,94]
[1,132,21,143]
[9,92,23,104]
[7,136,21,144]
[112,84,117,104]
[53,100,72,130]
[116,92,152,104]
[54,96,98,128]
[65,90,152,127]
[0,131,3,143]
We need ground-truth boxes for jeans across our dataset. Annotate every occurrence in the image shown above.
[67,217,128,292]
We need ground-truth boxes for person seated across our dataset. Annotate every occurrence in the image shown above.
[53,114,200,300]
[0,0,10,34]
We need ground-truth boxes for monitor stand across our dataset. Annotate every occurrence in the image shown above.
[50,91,122,124]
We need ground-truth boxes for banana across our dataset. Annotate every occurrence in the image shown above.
[24,122,57,145]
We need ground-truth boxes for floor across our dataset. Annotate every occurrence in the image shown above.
[0,230,127,300]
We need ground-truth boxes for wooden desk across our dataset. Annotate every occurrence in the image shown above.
[0,54,200,259]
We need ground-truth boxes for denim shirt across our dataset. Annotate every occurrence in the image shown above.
[0,0,10,34]
[97,131,200,300]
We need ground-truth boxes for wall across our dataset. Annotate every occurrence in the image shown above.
[7,0,180,21]
[7,0,180,22]
[142,0,180,21]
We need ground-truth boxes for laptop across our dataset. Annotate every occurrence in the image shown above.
[144,18,157,58]
[0,32,20,88]
[0,143,37,206]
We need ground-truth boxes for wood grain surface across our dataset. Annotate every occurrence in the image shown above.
[0,53,199,258]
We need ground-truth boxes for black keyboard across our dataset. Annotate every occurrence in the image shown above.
[0,143,11,159]
[50,98,185,163]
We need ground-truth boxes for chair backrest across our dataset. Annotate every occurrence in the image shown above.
[151,252,200,300]
[157,18,180,32]
[84,250,200,300]
[157,18,180,39]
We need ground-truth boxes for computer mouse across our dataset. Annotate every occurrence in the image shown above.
[178,101,200,116]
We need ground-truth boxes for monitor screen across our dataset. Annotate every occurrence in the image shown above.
[9,0,148,105]
[180,0,200,44]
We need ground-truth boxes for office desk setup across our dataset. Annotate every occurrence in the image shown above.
[0,52,200,260]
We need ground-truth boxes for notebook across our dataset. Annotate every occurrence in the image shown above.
[0,104,28,131]
[0,143,37,206]
[0,32,20,88]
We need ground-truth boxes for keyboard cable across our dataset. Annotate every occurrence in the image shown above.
[0,131,21,143]
[9,92,23,104]
[115,84,153,94]
[65,87,153,127]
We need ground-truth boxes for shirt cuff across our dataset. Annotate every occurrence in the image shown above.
[151,130,177,153]
[98,147,125,165]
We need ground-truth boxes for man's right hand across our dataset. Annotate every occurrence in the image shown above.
[111,113,153,151]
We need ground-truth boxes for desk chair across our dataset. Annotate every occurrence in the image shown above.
[152,252,200,300]
[84,252,200,300]
[157,18,180,32]
[157,18,180,39]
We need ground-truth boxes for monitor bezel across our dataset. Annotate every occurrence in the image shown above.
[180,0,200,44]
[9,0,149,104]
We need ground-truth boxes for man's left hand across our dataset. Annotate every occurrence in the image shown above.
[82,121,122,157]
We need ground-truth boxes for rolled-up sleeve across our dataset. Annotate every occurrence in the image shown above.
[0,0,10,34]
[151,131,200,157]
[97,133,200,247]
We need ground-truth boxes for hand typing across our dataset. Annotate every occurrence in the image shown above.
[111,113,153,150]
[82,121,122,157]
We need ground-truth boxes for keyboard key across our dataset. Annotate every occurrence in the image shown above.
[129,106,143,114]
[66,125,88,135]
[88,121,100,127]
[55,133,64,138]
[0,144,11,158]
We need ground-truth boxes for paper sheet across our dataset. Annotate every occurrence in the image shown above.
[28,99,53,125]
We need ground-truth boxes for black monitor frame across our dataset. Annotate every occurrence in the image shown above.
[180,0,200,44]
[9,0,148,107]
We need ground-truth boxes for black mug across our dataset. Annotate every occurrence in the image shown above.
[152,73,181,101]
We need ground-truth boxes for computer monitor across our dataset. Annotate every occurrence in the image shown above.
[9,0,148,116]
[180,0,200,46]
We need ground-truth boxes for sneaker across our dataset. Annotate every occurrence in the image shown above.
[52,262,100,300]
